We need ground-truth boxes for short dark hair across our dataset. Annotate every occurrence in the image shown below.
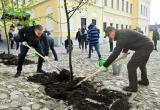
[34,25,43,31]
[105,26,116,36]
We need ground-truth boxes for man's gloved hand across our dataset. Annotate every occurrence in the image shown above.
[44,56,49,61]
[98,66,108,73]
[22,42,28,46]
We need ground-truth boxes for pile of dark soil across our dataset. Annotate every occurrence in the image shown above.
[0,53,35,65]
[28,71,131,110]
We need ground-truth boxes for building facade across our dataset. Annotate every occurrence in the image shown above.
[0,0,151,45]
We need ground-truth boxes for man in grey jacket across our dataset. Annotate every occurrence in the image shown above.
[99,26,154,92]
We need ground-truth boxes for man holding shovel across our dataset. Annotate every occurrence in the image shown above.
[99,26,154,92]
[14,25,49,78]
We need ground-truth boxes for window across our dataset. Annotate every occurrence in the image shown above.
[126,25,128,29]
[146,8,148,16]
[103,22,107,31]
[145,26,147,32]
[117,0,119,10]
[141,4,143,15]
[110,23,113,26]
[104,0,107,6]
[70,17,76,31]
[121,24,123,29]
[46,18,54,32]
[116,24,119,29]
[46,6,53,31]
[122,0,124,11]
[92,19,97,25]
[144,6,145,16]
[130,4,133,14]
[81,18,86,28]
[111,0,114,8]
[129,25,131,29]
[126,1,128,13]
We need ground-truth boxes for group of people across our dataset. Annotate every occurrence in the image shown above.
[75,23,102,60]
[2,22,157,93]
[75,26,88,52]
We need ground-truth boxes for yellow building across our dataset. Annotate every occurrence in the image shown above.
[0,0,151,45]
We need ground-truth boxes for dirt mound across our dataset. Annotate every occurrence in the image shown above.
[28,71,131,110]
[0,53,35,65]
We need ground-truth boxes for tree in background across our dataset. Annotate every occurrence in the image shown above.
[0,0,51,54]
[0,0,31,55]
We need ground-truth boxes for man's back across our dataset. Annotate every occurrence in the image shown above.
[19,26,42,46]
[88,26,99,44]
[116,30,153,51]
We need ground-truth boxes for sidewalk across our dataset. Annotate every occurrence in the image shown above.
[0,41,160,109]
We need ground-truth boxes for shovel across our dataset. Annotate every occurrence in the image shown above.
[74,53,129,87]
[24,43,63,71]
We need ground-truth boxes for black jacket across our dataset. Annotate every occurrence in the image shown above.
[19,26,49,55]
[75,31,81,42]
[104,29,153,67]
[152,30,159,40]
[65,39,73,48]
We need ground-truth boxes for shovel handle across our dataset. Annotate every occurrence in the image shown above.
[25,44,61,71]
[75,53,130,87]
[75,70,99,87]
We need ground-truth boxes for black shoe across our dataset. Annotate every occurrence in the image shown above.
[55,59,58,61]
[36,69,47,74]
[138,80,149,86]
[123,86,137,92]
[14,71,21,78]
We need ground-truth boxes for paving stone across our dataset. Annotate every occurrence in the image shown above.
[0,93,8,99]
[31,103,41,110]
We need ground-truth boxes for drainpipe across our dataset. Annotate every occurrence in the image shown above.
[102,2,104,41]
[59,0,63,46]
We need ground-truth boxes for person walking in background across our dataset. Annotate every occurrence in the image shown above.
[109,37,113,52]
[44,31,58,61]
[75,28,81,49]
[8,25,16,49]
[65,38,73,53]
[87,23,102,60]
[152,28,159,51]
[105,27,113,52]
[15,24,23,50]
[80,25,88,52]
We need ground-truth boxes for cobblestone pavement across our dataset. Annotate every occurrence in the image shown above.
[0,40,160,110]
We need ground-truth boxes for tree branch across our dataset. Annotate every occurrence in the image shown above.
[69,0,89,19]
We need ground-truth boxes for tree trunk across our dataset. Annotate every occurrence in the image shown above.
[3,20,10,55]
[2,0,10,55]
[64,0,73,81]
[16,0,19,8]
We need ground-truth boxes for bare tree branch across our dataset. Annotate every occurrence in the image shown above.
[69,0,89,19]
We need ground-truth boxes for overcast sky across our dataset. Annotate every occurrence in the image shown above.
[150,0,160,24]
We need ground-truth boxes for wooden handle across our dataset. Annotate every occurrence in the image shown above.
[25,44,61,71]
[75,54,129,87]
